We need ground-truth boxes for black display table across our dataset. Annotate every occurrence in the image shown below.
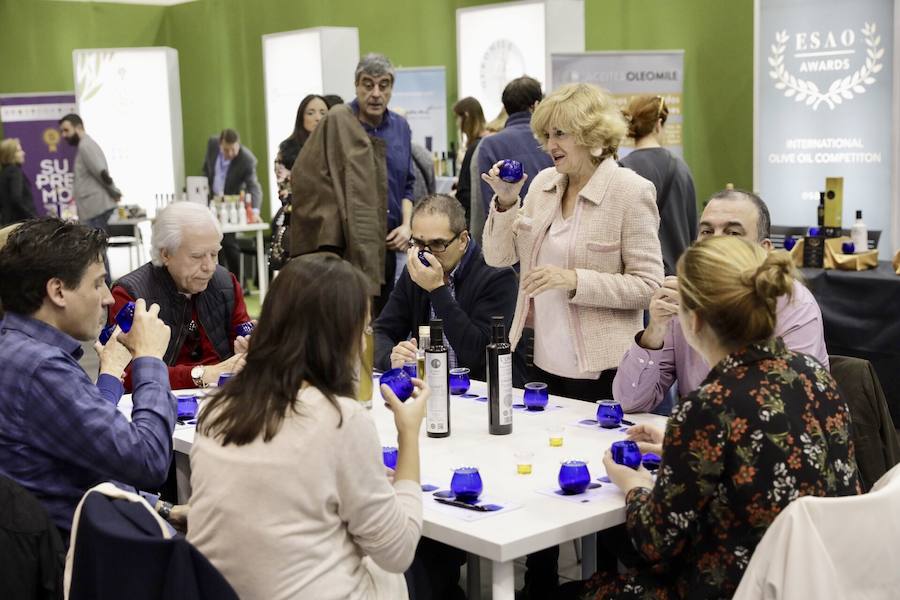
[801,261,900,425]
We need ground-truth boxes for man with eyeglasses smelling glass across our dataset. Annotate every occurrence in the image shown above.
[373,194,524,385]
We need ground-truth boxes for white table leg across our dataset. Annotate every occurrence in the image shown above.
[581,533,597,579]
[466,553,481,600]
[491,559,514,600]
[256,228,268,302]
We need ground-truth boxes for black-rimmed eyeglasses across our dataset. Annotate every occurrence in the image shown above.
[408,232,462,254]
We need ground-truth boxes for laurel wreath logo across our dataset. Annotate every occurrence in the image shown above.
[769,23,883,110]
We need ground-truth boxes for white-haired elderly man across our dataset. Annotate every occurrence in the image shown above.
[110,202,250,391]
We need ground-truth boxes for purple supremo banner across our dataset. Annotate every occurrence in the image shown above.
[0,93,77,218]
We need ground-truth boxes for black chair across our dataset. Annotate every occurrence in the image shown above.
[68,486,237,600]
[829,355,900,491]
[0,475,64,600]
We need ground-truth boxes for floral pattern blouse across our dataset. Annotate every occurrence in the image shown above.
[584,338,860,600]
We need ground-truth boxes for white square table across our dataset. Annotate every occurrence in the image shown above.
[123,380,666,600]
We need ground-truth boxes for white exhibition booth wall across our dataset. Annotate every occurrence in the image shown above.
[73,47,184,220]
[754,0,899,258]
[457,0,584,123]
[261,27,359,216]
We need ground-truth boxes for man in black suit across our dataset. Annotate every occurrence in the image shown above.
[201,129,263,276]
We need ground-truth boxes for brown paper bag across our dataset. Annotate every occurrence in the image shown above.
[824,236,878,271]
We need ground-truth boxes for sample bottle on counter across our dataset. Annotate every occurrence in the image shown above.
[425,319,450,438]
[416,325,430,380]
[851,210,868,253]
[817,192,826,227]
[486,316,513,435]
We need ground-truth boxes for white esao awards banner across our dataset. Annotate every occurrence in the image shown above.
[755,0,895,257]
[551,51,685,159]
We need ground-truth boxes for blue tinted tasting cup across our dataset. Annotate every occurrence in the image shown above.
[841,241,855,254]
[402,362,418,380]
[449,368,471,395]
[382,446,398,470]
[596,400,623,428]
[235,321,255,338]
[177,395,198,420]
[499,159,524,183]
[217,373,233,387]
[611,440,642,469]
[379,368,414,402]
[558,460,591,494]
[450,467,483,502]
[523,382,549,410]
[114,301,136,333]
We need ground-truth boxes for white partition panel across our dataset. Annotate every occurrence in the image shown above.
[73,47,183,219]
[457,0,584,122]
[262,27,359,215]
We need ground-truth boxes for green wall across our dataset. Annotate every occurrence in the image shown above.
[1,0,754,216]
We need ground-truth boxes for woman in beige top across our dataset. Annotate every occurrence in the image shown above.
[187,254,428,600]
[481,82,663,404]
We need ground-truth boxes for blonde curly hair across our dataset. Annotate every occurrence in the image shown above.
[530,83,627,163]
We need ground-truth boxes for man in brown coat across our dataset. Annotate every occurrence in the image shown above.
[290,53,415,311]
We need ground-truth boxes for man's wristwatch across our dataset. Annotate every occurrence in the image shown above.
[157,500,173,521]
[191,365,208,388]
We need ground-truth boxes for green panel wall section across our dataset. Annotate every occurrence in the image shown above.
[1,0,753,216]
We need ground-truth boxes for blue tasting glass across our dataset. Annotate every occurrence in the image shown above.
[596,400,623,428]
[382,446,398,470]
[611,440,643,469]
[418,250,431,267]
[217,373,233,387]
[641,452,662,471]
[783,235,796,251]
[523,382,549,410]
[841,241,855,254]
[499,159,524,183]
[379,368,414,402]
[177,395,198,420]
[235,321,255,337]
[99,301,136,345]
[449,368,471,395]
[558,460,591,495]
[450,467,483,502]
[402,363,418,380]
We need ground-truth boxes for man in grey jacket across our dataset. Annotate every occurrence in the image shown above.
[60,113,122,283]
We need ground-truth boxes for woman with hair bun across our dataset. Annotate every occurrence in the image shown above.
[562,236,860,600]
[621,95,697,275]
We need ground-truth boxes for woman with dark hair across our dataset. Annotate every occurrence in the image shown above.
[621,94,697,275]
[0,138,36,226]
[452,96,488,222]
[188,254,429,600]
[270,94,328,268]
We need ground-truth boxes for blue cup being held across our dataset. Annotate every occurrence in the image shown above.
[99,301,136,345]
[499,159,524,183]
[234,321,255,338]
[611,440,642,469]
[379,368,414,402]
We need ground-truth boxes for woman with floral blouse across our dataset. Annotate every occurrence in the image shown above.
[563,236,860,600]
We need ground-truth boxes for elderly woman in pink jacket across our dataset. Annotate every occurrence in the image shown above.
[482,82,663,402]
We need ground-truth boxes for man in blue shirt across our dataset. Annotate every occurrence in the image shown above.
[0,218,176,538]
[290,53,416,314]
[476,76,553,217]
